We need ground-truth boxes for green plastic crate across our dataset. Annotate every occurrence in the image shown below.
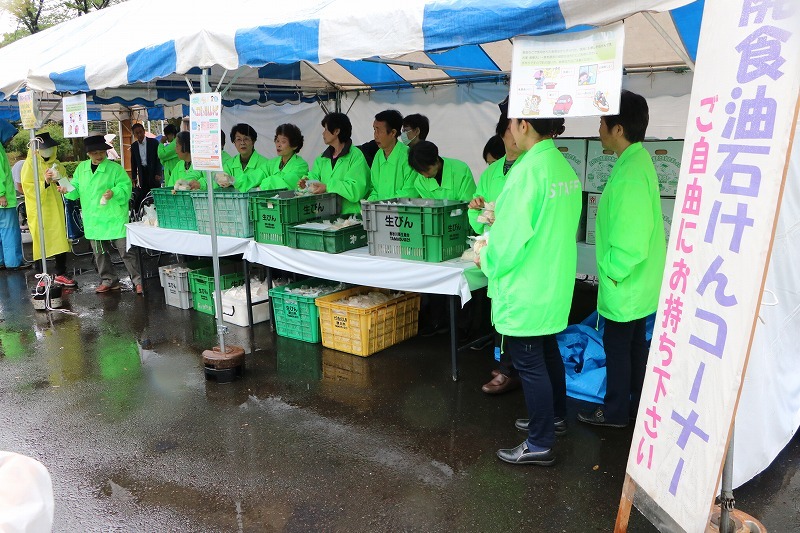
[361,199,469,262]
[188,265,245,315]
[251,192,340,244]
[191,189,285,238]
[268,278,350,343]
[286,219,367,253]
[151,188,197,231]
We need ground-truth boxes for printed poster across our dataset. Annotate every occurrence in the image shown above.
[18,91,39,130]
[509,23,625,119]
[189,92,223,172]
[62,94,88,138]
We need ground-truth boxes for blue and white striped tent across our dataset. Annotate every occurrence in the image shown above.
[0,0,703,106]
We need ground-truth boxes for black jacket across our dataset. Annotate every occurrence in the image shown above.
[130,137,162,191]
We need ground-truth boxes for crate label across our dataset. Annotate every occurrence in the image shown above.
[389,231,412,243]
[384,215,414,228]
[333,314,348,329]
[168,281,178,290]
[302,202,324,216]
[446,222,462,233]
[261,213,277,222]
[285,300,299,318]
[199,287,209,296]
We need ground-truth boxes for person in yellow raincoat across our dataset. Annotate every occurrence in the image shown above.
[21,132,76,287]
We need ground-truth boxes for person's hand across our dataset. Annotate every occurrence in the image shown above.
[56,186,67,194]
[0,196,6,208]
[297,177,308,189]
[309,182,326,194]
[189,180,201,190]
[473,254,481,268]
[468,196,485,210]
[161,136,169,144]
[103,189,113,200]
[44,168,56,180]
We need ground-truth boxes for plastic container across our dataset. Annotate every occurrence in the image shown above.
[221,293,270,327]
[151,188,197,231]
[286,219,367,253]
[188,264,246,315]
[314,286,420,356]
[191,189,285,238]
[161,265,193,309]
[158,259,212,287]
[251,191,340,245]
[361,198,469,262]
[269,279,351,343]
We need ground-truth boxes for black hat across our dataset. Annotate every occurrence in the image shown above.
[84,134,112,152]
[498,96,509,116]
[36,131,58,149]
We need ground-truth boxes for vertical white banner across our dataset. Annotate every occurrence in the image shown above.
[625,1,800,531]
[189,92,223,172]
[18,91,39,130]
[62,94,88,138]
[509,23,624,119]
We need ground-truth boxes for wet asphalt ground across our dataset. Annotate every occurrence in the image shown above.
[0,248,798,532]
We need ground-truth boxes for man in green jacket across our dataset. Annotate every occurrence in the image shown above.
[408,141,476,201]
[367,109,419,201]
[59,135,142,294]
[479,117,581,466]
[157,124,179,185]
[578,90,666,428]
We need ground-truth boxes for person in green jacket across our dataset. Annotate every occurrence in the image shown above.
[408,141,476,201]
[166,131,206,189]
[482,134,505,165]
[367,109,419,201]
[478,117,582,466]
[157,124,179,185]
[220,131,232,168]
[260,124,308,191]
[400,113,428,148]
[0,138,27,270]
[59,135,142,294]
[300,112,370,215]
[222,123,269,192]
[578,90,666,429]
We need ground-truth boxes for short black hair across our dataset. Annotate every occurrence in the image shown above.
[230,123,258,143]
[164,124,178,136]
[402,113,429,140]
[495,110,509,138]
[275,123,304,153]
[519,117,566,138]
[175,131,190,153]
[407,140,439,173]
[603,90,649,144]
[321,112,352,144]
[374,110,403,137]
[483,135,505,163]
[131,123,145,132]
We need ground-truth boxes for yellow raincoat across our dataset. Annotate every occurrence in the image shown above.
[21,153,70,261]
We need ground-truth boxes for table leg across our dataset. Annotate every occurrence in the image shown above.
[265,266,275,333]
[136,246,144,295]
[450,294,458,381]
[244,260,253,328]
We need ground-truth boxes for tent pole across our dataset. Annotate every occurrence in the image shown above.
[642,12,696,71]
[719,427,735,533]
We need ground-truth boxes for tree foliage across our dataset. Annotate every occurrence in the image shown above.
[1,0,125,46]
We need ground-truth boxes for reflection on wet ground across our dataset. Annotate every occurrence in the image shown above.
[0,257,798,531]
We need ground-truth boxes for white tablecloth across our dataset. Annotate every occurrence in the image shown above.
[244,242,486,305]
[126,223,252,257]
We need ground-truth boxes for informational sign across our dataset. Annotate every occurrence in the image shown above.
[509,23,624,119]
[62,94,88,138]
[18,91,39,130]
[189,92,223,172]
[622,1,800,531]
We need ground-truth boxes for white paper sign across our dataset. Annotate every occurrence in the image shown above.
[57,176,74,192]
[509,23,624,119]
[18,91,39,130]
[624,1,800,531]
[189,92,223,172]
[62,94,88,138]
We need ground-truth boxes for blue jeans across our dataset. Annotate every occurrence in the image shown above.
[505,334,566,449]
[0,207,24,268]
[602,317,649,424]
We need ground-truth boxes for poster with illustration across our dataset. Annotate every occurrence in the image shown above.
[189,92,223,171]
[62,94,88,138]
[508,23,624,119]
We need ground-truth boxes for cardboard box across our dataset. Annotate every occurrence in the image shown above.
[585,140,616,193]
[643,140,684,196]
[554,138,587,186]
[661,197,676,243]
[584,193,601,245]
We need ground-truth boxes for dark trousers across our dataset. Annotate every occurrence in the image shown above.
[505,334,566,449]
[33,252,67,276]
[602,316,649,424]
[496,331,516,377]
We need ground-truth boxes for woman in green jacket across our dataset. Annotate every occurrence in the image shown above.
[300,113,369,215]
[222,123,269,192]
[260,124,308,191]
[478,117,582,466]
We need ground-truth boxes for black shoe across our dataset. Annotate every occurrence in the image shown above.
[515,417,568,436]
[577,407,628,428]
[496,441,555,466]
[419,323,449,337]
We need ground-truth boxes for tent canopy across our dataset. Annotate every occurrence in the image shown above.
[0,0,703,106]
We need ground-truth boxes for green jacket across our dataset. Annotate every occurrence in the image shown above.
[480,139,582,336]
[415,157,476,202]
[223,150,269,192]
[260,153,308,191]
[167,159,217,189]
[596,142,666,322]
[221,151,232,168]
[64,159,132,240]
[157,139,179,184]
[0,144,15,209]
[367,142,419,201]
[468,156,515,234]
[307,142,370,215]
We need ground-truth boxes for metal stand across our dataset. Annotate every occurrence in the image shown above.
[720,431,735,533]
